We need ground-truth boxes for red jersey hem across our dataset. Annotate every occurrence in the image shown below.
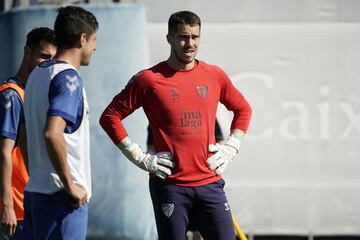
[149,174,222,187]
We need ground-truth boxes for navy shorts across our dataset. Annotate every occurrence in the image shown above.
[149,177,236,240]
[12,221,23,240]
[23,190,88,240]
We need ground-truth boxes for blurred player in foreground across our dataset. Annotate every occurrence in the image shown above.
[23,6,98,239]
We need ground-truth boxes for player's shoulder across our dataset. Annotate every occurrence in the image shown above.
[127,69,149,87]
[1,78,19,89]
[131,69,150,81]
[0,78,23,101]
[38,60,79,78]
[0,87,22,108]
[39,60,76,70]
[0,88,19,99]
[46,66,83,98]
[198,61,228,83]
[129,62,166,85]
[142,62,167,78]
[198,60,224,73]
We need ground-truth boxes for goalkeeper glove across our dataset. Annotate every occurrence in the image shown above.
[207,135,241,175]
[119,142,175,179]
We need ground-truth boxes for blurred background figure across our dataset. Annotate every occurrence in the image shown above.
[0,27,56,240]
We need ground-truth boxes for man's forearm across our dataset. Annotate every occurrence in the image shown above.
[116,136,131,149]
[44,132,74,190]
[230,129,245,141]
[99,98,130,145]
[0,151,14,208]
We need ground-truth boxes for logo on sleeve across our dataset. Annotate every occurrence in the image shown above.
[161,203,175,218]
[224,202,230,211]
[66,75,79,93]
[196,85,208,98]
[1,91,13,109]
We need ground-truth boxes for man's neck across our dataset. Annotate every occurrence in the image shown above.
[14,63,29,87]
[166,58,195,71]
[55,49,81,70]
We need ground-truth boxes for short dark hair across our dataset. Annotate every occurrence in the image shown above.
[25,27,56,49]
[54,6,98,49]
[168,11,201,35]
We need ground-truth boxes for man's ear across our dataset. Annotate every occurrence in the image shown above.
[166,34,172,44]
[24,46,31,56]
[79,33,87,47]
[23,46,31,61]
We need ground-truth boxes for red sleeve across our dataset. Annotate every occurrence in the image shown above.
[214,66,252,133]
[99,71,148,144]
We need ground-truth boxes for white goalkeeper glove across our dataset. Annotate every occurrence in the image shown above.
[207,135,241,175]
[119,142,175,179]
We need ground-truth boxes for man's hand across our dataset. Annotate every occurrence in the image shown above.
[44,116,87,208]
[66,184,88,208]
[0,206,17,237]
[207,135,241,175]
[119,142,175,179]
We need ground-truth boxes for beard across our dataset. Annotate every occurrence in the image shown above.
[80,50,93,66]
[80,56,91,66]
[80,60,90,66]
[173,48,196,65]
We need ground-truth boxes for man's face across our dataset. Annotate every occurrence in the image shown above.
[168,24,200,66]
[27,40,57,71]
[80,32,97,66]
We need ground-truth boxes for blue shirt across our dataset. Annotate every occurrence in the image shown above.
[0,78,23,141]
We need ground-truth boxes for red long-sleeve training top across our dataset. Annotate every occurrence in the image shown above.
[100,61,252,186]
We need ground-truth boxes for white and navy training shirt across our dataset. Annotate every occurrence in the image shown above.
[24,60,91,199]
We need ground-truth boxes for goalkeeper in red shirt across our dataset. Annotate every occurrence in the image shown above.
[100,10,252,240]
